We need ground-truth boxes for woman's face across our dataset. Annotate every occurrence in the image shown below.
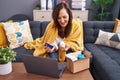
[57,8,69,28]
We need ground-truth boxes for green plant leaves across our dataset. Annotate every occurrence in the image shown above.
[92,0,114,21]
[93,0,113,6]
[0,47,16,64]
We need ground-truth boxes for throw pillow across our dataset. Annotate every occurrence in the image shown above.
[2,20,33,49]
[113,18,120,33]
[95,30,120,49]
[110,33,120,42]
[0,23,8,48]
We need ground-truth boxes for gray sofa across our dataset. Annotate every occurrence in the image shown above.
[13,20,120,80]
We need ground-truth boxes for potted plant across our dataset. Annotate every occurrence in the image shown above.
[0,47,16,75]
[35,4,41,10]
[92,0,114,21]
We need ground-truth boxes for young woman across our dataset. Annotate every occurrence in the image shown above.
[24,2,84,62]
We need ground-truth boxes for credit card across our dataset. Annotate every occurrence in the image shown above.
[44,43,54,49]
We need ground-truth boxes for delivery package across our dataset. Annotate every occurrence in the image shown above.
[66,51,91,73]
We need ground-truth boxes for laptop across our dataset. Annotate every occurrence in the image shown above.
[21,54,66,78]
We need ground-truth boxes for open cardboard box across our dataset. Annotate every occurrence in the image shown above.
[66,51,91,73]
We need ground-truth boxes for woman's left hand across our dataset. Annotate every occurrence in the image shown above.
[59,44,70,52]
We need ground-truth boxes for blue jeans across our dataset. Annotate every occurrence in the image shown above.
[49,50,72,61]
[49,51,58,61]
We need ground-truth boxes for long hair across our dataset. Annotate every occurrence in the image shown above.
[52,3,73,38]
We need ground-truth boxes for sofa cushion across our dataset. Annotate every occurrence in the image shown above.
[95,30,120,49]
[83,21,114,43]
[29,21,41,39]
[85,43,120,80]
[3,20,33,49]
[40,21,50,36]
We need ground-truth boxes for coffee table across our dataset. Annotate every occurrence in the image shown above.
[0,62,94,80]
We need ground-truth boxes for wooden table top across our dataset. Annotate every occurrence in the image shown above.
[0,62,94,80]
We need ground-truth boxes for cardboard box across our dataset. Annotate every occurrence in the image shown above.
[66,51,91,73]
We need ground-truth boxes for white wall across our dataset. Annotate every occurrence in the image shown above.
[0,0,119,21]
[0,0,39,21]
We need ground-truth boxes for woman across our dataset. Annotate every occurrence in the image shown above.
[24,2,84,62]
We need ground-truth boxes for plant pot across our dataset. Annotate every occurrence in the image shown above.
[0,62,12,75]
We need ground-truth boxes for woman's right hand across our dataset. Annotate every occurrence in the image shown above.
[44,46,55,53]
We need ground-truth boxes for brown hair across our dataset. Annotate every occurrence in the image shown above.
[52,3,73,38]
